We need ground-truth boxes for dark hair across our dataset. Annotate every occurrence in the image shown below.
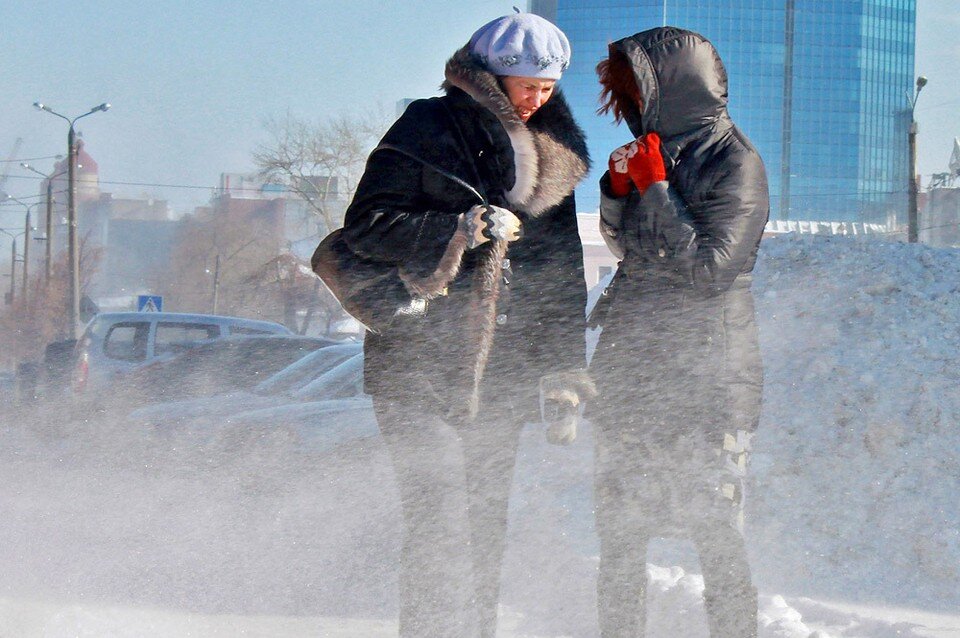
[596,48,641,123]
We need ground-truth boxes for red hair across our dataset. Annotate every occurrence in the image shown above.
[596,48,642,123]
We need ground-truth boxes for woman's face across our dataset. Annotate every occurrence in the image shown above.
[500,76,557,122]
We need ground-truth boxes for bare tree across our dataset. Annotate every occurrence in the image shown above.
[242,254,349,336]
[253,111,386,237]
[0,233,103,369]
[159,201,283,320]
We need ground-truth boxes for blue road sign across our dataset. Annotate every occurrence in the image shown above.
[137,295,163,312]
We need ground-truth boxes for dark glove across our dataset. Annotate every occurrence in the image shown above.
[630,182,696,263]
[539,370,598,446]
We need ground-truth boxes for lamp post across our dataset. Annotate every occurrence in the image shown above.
[33,101,110,338]
[0,227,25,306]
[907,76,927,243]
[21,162,66,286]
[2,196,40,303]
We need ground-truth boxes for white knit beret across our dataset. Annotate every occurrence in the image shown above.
[469,13,571,80]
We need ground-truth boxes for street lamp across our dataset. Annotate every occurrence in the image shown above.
[907,76,927,243]
[33,101,110,338]
[21,161,67,286]
[0,226,26,306]
[2,195,40,303]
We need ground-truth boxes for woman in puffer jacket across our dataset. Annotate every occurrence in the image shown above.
[589,27,769,638]
[338,13,592,638]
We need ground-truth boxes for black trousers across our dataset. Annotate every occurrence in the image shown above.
[592,415,758,638]
[589,287,761,637]
[373,396,524,638]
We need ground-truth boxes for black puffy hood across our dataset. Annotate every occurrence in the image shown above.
[610,27,729,140]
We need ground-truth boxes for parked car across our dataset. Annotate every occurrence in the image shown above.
[40,338,78,399]
[108,334,338,410]
[0,371,16,412]
[129,342,362,427]
[72,312,291,396]
[161,353,377,479]
[219,353,377,455]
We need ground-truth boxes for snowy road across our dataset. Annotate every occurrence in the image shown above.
[3,588,959,637]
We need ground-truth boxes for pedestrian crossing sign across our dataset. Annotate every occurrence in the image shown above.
[137,295,163,312]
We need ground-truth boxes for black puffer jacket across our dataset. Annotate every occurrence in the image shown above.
[342,46,590,420]
[591,28,768,435]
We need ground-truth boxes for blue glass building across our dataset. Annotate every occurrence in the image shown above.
[532,0,916,223]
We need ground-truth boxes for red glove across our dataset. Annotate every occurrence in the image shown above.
[607,132,667,197]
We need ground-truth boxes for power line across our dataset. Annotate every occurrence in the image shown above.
[0,154,63,164]
[916,98,960,111]
[917,220,960,233]
[0,190,67,204]
[100,178,219,191]
[0,172,302,196]
[98,177,332,196]
[0,195,47,204]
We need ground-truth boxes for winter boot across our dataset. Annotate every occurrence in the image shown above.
[703,584,758,638]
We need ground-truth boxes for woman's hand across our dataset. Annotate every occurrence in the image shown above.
[539,370,598,446]
[607,132,667,197]
[459,204,522,249]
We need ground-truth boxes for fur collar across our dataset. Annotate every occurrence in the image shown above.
[443,46,589,216]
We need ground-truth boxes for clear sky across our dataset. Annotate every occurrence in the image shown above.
[1,0,957,222]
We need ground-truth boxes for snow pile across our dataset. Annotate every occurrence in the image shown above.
[749,234,960,608]
[639,566,936,638]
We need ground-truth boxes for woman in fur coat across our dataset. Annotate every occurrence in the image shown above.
[339,13,592,638]
[589,27,769,638]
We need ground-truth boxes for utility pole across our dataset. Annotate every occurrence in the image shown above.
[45,181,53,284]
[22,162,65,285]
[34,101,110,337]
[779,0,796,221]
[0,226,25,304]
[908,120,918,242]
[212,253,221,314]
[907,76,927,243]
[3,196,38,305]
[8,238,16,305]
[22,210,30,301]
[66,124,79,331]
[210,237,257,314]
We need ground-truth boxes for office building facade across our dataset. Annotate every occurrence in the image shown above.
[533,0,916,224]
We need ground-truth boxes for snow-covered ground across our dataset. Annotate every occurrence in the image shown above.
[3,575,959,637]
[1,234,959,636]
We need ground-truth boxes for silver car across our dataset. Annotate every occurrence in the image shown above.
[73,312,291,396]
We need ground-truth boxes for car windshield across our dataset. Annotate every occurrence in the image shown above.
[254,344,361,396]
[291,353,364,402]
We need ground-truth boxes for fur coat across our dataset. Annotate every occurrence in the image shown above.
[340,45,590,420]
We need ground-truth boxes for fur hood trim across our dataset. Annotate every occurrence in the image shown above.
[443,46,589,216]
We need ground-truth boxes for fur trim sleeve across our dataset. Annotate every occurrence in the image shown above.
[398,230,468,299]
